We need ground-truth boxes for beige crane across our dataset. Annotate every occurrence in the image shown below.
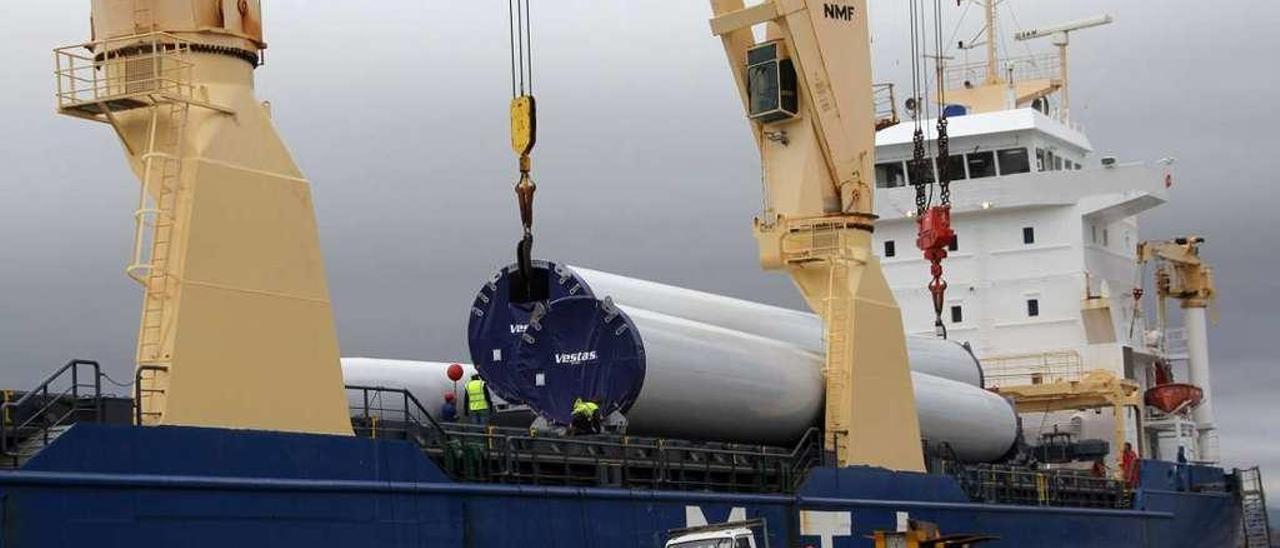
[53,1,351,435]
[1136,236,1218,463]
[709,1,924,471]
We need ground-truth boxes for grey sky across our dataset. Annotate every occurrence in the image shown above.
[1,1,1277,494]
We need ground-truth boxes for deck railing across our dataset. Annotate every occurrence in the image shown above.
[943,53,1062,91]
[982,350,1084,388]
[55,32,200,116]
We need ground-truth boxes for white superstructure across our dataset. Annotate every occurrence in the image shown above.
[871,106,1177,460]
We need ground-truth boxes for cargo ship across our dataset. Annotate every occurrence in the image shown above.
[1,1,1269,546]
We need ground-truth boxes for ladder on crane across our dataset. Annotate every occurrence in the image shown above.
[1239,467,1272,547]
[129,100,190,424]
[822,258,852,457]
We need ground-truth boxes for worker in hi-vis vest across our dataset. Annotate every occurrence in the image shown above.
[571,398,601,435]
[464,374,493,425]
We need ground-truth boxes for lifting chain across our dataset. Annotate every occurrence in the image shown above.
[909,0,956,338]
[918,115,954,339]
[910,128,929,217]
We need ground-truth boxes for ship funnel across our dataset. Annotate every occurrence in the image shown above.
[55,0,352,435]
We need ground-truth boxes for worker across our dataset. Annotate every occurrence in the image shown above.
[1090,458,1107,479]
[1120,442,1139,488]
[464,374,493,425]
[570,397,601,435]
[440,392,457,422]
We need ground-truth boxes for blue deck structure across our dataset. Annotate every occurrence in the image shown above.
[0,424,1243,547]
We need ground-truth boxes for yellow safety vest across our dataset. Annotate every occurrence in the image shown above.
[573,400,599,417]
[466,379,489,412]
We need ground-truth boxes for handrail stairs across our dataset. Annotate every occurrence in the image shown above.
[0,360,104,468]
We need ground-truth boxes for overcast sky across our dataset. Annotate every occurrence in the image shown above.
[1,1,1277,495]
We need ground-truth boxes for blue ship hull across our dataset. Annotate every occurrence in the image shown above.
[0,425,1241,547]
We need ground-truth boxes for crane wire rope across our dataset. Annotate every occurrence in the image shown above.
[508,0,538,295]
[509,0,534,97]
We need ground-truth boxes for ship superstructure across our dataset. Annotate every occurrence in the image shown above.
[866,4,1223,475]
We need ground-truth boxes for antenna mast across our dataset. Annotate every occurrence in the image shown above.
[983,0,999,85]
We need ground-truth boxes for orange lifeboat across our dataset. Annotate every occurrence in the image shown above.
[1144,383,1204,414]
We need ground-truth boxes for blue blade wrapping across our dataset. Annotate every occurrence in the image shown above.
[512,296,646,424]
[467,261,592,404]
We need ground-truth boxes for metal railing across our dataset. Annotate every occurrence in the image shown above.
[981,350,1084,388]
[0,360,103,466]
[345,385,822,494]
[1239,467,1271,547]
[943,53,1062,91]
[873,83,899,129]
[345,384,450,443]
[955,463,1129,509]
[54,32,198,116]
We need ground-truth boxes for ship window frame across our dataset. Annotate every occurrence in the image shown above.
[966,150,997,179]
[997,148,1032,175]
[875,161,908,188]
[1036,148,1047,171]
[950,305,964,324]
[884,239,896,258]
[948,234,959,252]
[1023,226,1035,245]
[908,159,936,186]
[1027,298,1040,318]
[937,154,967,181]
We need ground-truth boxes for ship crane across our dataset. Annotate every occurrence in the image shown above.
[709,0,926,471]
[1014,14,1113,121]
[1136,236,1219,463]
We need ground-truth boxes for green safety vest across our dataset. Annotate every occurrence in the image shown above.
[573,400,599,417]
[466,379,489,412]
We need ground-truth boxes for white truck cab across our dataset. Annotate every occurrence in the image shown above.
[664,528,756,548]
[665,519,768,548]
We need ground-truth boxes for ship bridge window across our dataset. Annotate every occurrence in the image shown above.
[1036,148,1047,171]
[909,160,936,185]
[998,148,1031,175]
[1054,156,1064,171]
[966,151,997,179]
[875,161,907,188]
[937,154,967,181]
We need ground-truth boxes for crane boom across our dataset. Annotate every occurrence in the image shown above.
[709,0,924,472]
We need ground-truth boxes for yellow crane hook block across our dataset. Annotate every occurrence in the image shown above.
[510,95,537,159]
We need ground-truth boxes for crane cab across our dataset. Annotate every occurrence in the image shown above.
[745,41,798,123]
